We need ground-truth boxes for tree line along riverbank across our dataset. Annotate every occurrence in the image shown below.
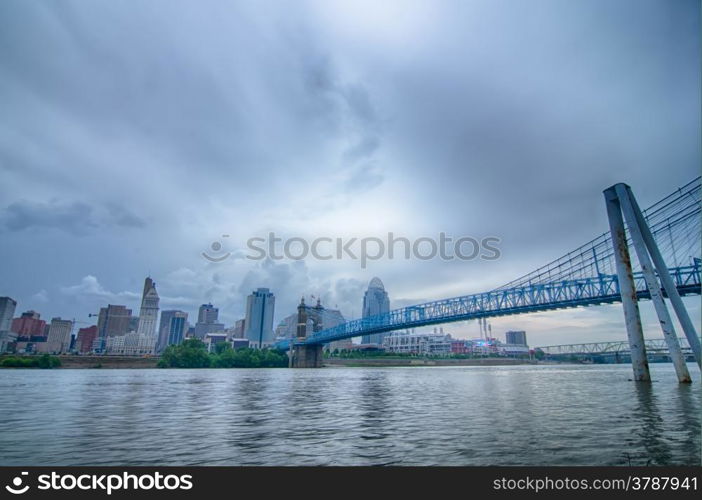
[1,339,553,369]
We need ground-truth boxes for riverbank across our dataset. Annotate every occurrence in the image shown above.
[1,355,544,369]
[324,357,538,367]
[0,355,159,369]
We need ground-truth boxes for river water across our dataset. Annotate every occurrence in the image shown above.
[0,364,699,466]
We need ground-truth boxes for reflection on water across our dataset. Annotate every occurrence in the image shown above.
[629,383,669,465]
[0,364,699,466]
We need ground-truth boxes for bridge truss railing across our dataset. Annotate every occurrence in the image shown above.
[301,264,700,346]
[538,337,701,356]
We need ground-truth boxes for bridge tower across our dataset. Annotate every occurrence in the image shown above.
[604,183,700,383]
[290,297,324,368]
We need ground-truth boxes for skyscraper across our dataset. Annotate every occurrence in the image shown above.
[361,277,390,345]
[244,288,275,348]
[198,303,219,324]
[157,310,188,352]
[194,303,224,338]
[97,305,132,338]
[166,312,188,347]
[0,297,18,352]
[136,277,160,341]
[0,297,17,332]
[46,318,73,354]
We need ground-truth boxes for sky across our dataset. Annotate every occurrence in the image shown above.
[0,0,699,346]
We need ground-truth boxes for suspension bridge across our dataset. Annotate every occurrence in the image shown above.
[281,178,701,377]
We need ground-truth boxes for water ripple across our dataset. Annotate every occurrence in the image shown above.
[0,364,699,466]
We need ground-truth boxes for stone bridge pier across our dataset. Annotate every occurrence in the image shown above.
[289,297,324,368]
[290,343,324,368]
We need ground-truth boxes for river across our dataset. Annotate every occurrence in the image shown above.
[0,363,699,465]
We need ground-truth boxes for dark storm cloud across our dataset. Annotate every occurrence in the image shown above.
[105,204,147,229]
[342,163,384,193]
[0,0,698,343]
[0,199,145,235]
[1,200,97,235]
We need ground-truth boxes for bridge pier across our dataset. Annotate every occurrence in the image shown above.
[604,186,651,382]
[622,186,701,370]
[614,184,692,383]
[291,344,323,368]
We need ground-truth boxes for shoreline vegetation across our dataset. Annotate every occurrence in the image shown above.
[157,339,288,368]
[0,340,612,369]
[1,353,62,368]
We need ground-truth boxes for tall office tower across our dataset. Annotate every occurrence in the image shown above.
[166,312,188,347]
[46,318,73,354]
[0,297,17,332]
[194,303,224,338]
[361,277,390,345]
[136,277,160,338]
[97,305,132,338]
[157,310,188,352]
[0,297,18,352]
[244,288,275,348]
[505,330,528,346]
[198,303,219,324]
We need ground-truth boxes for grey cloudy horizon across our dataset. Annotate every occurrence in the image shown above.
[0,0,699,345]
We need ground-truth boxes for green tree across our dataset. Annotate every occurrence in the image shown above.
[213,341,229,355]
[158,338,211,368]
[1,355,61,368]
[36,353,61,368]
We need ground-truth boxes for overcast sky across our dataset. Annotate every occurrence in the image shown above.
[0,0,699,346]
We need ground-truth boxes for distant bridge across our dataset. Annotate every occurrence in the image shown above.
[537,337,700,357]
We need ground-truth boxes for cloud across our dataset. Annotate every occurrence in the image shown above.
[1,200,97,235]
[342,163,384,193]
[105,204,146,228]
[31,289,49,303]
[0,0,699,346]
[342,136,380,164]
[60,275,139,301]
[0,199,146,235]
[59,275,192,311]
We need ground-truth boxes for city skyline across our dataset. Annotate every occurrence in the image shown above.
[0,1,699,347]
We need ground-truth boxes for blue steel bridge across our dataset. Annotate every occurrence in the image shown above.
[277,177,701,349]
